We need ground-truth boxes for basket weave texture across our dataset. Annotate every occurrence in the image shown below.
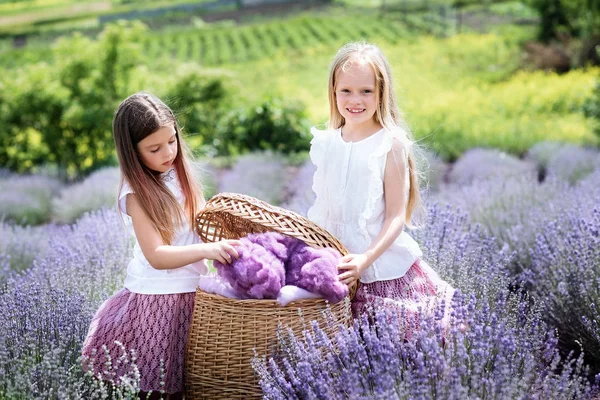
[185,193,354,399]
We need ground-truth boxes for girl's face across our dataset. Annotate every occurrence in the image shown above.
[335,61,379,131]
[137,125,178,173]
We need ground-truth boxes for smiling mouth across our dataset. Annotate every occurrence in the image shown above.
[163,160,173,166]
[347,108,366,114]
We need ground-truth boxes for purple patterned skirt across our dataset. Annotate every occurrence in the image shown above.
[352,259,455,337]
[81,288,195,394]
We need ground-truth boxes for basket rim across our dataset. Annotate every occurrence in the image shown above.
[196,192,348,255]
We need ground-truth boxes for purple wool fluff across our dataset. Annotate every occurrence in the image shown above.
[214,232,348,303]
[247,231,304,262]
[286,244,348,304]
[214,233,287,300]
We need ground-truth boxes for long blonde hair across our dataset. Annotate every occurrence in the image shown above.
[327,42,423,226]
[113,92,204,244]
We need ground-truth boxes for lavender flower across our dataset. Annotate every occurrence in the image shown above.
[447,148,536,186]
[0,221,49,278]
[435,174,572,274]
[281,161,316,217]
[409,204,513,306]
[527,142,599,184]
[524,206,600,368]
[545,145,600,184]
[52,167,120,224]
[0,209,138,398]
[526,141,564,175]
[0,174,62,225]
[254,293,596,399]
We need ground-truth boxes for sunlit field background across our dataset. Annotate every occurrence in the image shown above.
[1,0,600,398]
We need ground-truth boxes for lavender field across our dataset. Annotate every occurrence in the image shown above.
[1,143,600,399]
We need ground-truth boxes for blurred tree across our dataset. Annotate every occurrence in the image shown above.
[0,21,146,178]
[528,0,600,46]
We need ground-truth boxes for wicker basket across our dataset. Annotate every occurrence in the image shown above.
[185,193,355,399]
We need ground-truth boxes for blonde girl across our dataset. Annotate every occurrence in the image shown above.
[307,43,454,332]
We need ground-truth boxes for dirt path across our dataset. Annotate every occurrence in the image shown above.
[0,1,110,28]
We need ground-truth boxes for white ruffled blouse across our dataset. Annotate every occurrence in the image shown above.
[307,127,422,284]
[118,168,207,294]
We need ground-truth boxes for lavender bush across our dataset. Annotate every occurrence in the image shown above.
[524,205,600,371]
[23,209,134,304]
[218,152,290,205]
[0,174,62,225]
[447,148,536,186]
[0,209,138,398]
[253,293,596,399]
[544,145,600,184]
[0,279,140,399]
[434,175,571,274]
[281,161,316,217]
[1,141,599,398]
[52,167,120,224]
[409,204,513,305]
[527,142,600,184]
[0,221,49,278]
[526,141,564,179]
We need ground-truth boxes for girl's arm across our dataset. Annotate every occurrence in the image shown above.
[127,193,240,270]
[338,138,408,285]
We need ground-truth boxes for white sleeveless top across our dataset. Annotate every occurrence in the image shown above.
[307,127,422,284]
[118,168,207,294]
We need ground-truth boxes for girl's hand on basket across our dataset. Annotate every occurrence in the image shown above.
[204,240,241,265]
[337,253,369,286]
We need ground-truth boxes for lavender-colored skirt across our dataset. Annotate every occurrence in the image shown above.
[352,259,455,337]
[81,288,195,394]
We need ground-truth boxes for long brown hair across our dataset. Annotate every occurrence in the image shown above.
[113,92,204,244]
[327,42,424,227]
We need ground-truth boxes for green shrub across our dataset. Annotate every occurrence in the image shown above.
[527,0,600,42]
[584,77,600,139]
[0,23,240,178]
[213,97,311,156]
[164,66,232,151]
[0,21,147,178]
